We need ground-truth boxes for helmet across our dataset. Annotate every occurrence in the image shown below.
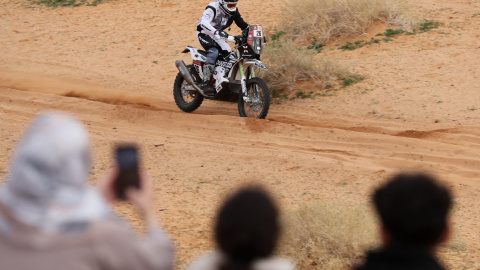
[219,0,238,15]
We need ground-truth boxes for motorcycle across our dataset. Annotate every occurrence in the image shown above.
[174,24,270,119]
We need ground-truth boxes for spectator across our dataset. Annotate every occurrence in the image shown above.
[354,173,452,270]
[185,186,295,270]
[0,112,174,270]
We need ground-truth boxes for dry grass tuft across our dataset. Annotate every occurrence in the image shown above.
[277,202,378,269]
[260,40,354,93]
[280,0,417,43]
[259,0,417,97]
[28,0,107,8]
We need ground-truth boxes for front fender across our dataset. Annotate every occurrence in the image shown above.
[244,59,268,70]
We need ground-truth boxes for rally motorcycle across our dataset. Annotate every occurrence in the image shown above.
[174,24,270,119]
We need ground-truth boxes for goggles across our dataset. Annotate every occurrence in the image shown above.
[226,3,237,9]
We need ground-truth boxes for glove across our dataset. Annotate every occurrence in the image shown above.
[214,30,230,41]
[227,35,235,42]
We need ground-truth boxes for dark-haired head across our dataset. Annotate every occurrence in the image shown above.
[373,173,452,249]
[215,186,280,270]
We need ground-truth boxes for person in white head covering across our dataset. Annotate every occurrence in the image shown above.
[0,111,174,270]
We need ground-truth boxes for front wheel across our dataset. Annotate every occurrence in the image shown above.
[173,65,204,113]
[238,77,270,119]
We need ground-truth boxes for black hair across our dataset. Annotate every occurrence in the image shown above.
[373,173,452,248]
[215,186,280,270]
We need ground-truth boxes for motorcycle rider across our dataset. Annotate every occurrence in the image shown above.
[197,0,249,94]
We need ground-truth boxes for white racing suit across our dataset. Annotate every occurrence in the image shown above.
[197,1,248,89]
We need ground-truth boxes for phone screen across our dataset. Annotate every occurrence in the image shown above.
[114,145,140,200]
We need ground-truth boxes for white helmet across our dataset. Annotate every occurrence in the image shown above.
[219,0,238,15]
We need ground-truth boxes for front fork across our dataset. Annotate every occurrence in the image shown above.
[239,62,255,99]
[239,63,247,98]
[236,47,255,100]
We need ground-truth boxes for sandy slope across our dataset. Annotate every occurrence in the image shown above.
[0,0,479,269]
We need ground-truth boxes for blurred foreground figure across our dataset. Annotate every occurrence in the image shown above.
[186,186,295,270]
[355,173,452,270]
[0,112,174,270]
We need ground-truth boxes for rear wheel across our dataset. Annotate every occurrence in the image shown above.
[173,65,204,112]
[238,77,270,119]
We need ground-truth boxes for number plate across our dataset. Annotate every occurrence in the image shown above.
[252,24,263,37]
[254,30,263,37]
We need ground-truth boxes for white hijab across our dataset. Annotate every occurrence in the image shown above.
[0,112,111,234]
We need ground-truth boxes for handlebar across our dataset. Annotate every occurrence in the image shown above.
[233,35,243,45]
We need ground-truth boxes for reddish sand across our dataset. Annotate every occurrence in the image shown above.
[0,0,479,269]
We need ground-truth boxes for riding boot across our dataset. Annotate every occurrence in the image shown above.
[200,64,215,95]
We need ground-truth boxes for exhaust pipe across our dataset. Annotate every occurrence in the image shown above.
[175,60,195,85]
[175,60,205,95]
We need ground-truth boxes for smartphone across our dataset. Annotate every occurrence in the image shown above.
[114,145,141,200]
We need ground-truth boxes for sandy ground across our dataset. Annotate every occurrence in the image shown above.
[0,0,479,269]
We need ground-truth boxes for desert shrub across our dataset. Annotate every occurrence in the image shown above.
[280,0,416,43]
[277,201,378,269]
[260,39,356,93]
[417,19,441,32]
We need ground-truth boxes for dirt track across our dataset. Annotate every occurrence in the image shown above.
[0,0,479,269]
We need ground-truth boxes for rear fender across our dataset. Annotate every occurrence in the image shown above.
[183,46,207,63]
